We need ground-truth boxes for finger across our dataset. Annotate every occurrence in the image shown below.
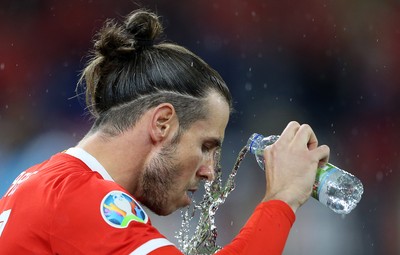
[312,145,330,168]
[279,121,301,143]
[307,132,318,150]
[292,124,318,150]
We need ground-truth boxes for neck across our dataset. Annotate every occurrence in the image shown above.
[76,128,150,195]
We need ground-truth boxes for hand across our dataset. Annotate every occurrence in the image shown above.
[261,121,330,213]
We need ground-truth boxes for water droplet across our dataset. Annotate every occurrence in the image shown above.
[0,63,5,70]
[245,82,252,91]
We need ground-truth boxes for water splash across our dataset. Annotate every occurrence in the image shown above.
[176,146,249,255]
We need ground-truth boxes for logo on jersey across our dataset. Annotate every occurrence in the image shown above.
[100,190,148,228]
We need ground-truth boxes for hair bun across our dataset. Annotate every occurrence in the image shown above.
[125,10,163,47]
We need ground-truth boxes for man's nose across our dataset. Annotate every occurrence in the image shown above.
[197,165,215,181]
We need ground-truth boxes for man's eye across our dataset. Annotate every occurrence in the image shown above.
[202,145,212,152]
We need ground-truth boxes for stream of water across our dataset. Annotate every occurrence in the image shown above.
[176,146,249,255]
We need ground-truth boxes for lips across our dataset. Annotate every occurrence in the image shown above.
[186,189,196,198]
[182,184,199,206]
[184,188,197,204]
[188,188,197,193]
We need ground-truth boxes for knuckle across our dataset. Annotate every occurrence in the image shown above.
[289,121,300,128]
[300,123,312,131]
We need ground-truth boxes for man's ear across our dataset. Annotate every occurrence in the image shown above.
[149,103,178,143]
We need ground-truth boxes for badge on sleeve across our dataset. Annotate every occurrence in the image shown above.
[100,190,148,228]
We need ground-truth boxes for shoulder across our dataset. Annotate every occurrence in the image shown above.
[51,184,171,254]
[36,152,116,194]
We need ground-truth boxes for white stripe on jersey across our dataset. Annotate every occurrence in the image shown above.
[65,147,115,181]
[129,238,175,255]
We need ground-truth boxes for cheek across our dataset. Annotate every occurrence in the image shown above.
[180,152,203,176]
[175,142,204,177]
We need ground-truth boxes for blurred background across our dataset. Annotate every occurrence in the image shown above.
[0,0,399,254]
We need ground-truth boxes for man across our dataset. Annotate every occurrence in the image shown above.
[0,9,329,254]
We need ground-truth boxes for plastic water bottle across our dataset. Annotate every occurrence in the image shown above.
[246,133,364,214]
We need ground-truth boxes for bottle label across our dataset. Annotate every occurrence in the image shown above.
[312,163,338,200]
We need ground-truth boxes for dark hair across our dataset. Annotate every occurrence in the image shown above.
[78,9,232,135]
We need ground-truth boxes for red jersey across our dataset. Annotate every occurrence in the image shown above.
[0,147,295,254]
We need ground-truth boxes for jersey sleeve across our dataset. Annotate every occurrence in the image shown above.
[216,200,295,255]
[147,200,295,255]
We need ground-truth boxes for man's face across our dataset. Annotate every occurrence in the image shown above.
[139,92,230,215]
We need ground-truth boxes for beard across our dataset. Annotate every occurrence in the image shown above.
[139,140,183,215]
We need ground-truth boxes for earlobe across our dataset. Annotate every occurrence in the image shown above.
[149,103,177,142]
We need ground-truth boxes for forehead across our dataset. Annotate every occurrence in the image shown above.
[189,92,230,140]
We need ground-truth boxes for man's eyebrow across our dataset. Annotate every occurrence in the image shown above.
[205,137,222,148]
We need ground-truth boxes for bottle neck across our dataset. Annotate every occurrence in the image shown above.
[246,133,264,155]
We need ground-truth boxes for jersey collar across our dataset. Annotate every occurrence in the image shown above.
[65,147,115,182]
